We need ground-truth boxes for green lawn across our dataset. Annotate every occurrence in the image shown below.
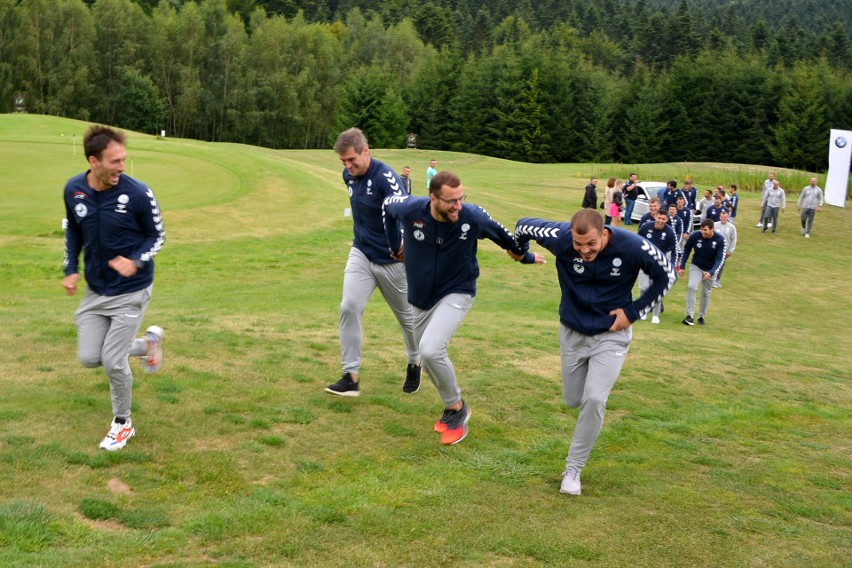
[1,114,849,567]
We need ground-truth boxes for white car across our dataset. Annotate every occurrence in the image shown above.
[630,181,701,229]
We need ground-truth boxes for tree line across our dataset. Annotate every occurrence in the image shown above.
[1,0,850,170]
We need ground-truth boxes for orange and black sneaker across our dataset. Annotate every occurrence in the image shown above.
[434,407,453,433]
[439,401,470,445]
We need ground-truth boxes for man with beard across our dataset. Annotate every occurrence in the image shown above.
[382,171,544,445]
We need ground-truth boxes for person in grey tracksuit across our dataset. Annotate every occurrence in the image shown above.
[761,180,786,234]
[797,177,824,238]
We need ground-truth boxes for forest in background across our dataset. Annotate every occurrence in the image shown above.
[1,0,850,169]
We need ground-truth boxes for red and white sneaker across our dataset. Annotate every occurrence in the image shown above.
[99,419,135,451]
[144,326,164,374]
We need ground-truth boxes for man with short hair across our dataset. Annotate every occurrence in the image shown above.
[797,177,824,238]
[383,171,543,445]
[704,195,727,224]
[679,219,726,326]
[622,173,639,224]
[728,184,739,222]
[713,209,737,288]
[682,179,698,212]
[325,127,422,397]
[675,196,694,242]
[426,159,437,190]
[757,172,775,228]
[582,177,598,209]
[638,196,661,226]
[697,189,714,220]
[62,125,166,451]
[661,180,686,210]
[514,209,676,495]
[400,165,413,195]
[638,209,677,324]
[761,180,786,234]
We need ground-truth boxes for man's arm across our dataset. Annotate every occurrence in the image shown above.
[381,195,408,259]
[475,207,536,263]
[627,239,677,322]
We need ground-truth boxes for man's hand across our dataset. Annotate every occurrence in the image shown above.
[608,308,631,331]
[507,250,547,264]
[390,245,405,262]
[702,271,712,281]
[108,256,138,278]
[62,273,80,296]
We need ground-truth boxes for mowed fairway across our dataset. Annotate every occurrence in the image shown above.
[0,114,850,567]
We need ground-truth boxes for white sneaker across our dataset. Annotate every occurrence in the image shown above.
[144,326,164,374]
[640,314,647,321]
[755,223,763,227]
[560,467,582,495]
[651,316,660,324]
[713,282,722,288]
[99,419,135,451]
[767,222,773,228]
[805,234,810,239]
[801,228,806,235]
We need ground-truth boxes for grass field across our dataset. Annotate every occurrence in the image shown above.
[0,114,850,567]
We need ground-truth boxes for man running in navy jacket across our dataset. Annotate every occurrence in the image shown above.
[383,171,543,445]
[514,209,676,495]
[678,219,726,326]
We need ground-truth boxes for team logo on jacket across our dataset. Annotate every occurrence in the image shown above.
[366,180,373,195]
[74,203,88,218]
[459,223,471,240]
[697,242,703,249]
[413,229,425,241]
[348,184,354,198]
[74,191,87,200]
[573,261,585,274]
[610,257,622,277]
[115,194,129,214]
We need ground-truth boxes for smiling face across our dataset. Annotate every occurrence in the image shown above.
[87,141,126,191]
[338,145,371,177]
[572,226,609,262]
[430,183,465,223]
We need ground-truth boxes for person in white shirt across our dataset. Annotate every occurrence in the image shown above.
[797,177,824,238]
[757,172,775,228]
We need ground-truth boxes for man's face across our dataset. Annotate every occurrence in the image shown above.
[430,160,437,168]
[810,177,817,186]
[704,191,712,199]
[402,166,411,178]
[338,146,371,177]
[649,202,659,215]
[572,227,607,262]
[88,141,126,190]
[676,198,686,210]
[720,211,729,223]
[700,225,714,238]
[769,173,775,181]
[714,198,722,207]
[430,183,464,223]
[654,213,668,230]
[591,178,598,185]
[668,206,677,218]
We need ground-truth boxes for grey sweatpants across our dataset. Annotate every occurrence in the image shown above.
[686,264,713,317]
[340,247,419,375]
[411,293,474,407]
[76,285,153,419]
[800,208,816,234]
[560,324,631,471]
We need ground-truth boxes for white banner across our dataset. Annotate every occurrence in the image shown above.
[825,129,851,208]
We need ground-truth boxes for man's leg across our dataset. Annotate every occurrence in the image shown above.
[414,293,473,407]
[770,207,780,233]
[686,265,702,317]
[804,208,816,235]
[75,288,112,369]
[374,261,420,366]
[339,248,378,377]
[561,326,631,471]
[100,287,151,420]
[698,277,712,318]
